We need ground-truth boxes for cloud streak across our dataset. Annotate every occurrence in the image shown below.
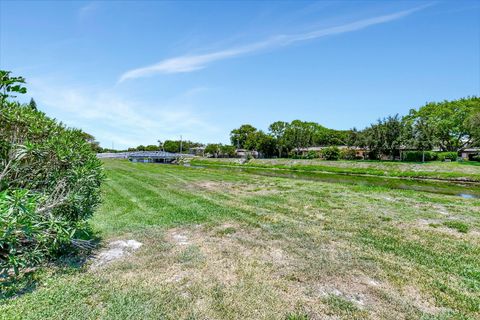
[78,2,99,20]
[28,79,217,149]
[119,4,430,82]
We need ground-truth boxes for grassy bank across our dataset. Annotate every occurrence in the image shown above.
[191,157,480,182]
[1,159,479,319]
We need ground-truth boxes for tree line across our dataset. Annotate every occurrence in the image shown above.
[222,97,479,159]
[100,97,479,160]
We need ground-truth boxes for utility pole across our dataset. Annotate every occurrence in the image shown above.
[158,140,163,152]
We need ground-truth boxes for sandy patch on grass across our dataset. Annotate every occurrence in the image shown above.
[195,181,233,191]
[168,230,191,245]
[309,274,446,317]
[409,218,479,238]
[90,239,142,269]
[402,285,446,315]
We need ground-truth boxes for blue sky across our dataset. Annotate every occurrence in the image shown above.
[1,1,479,149]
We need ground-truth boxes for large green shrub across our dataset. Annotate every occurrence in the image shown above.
[401,151,438,162]
[304,150,320,159]
[0,73,103,278]
[437,152,458,162]
[339,148,357,160]
[320,146,340,160]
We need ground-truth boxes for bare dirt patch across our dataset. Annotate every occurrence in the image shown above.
[90,239,142,269]
[410,219,478,239]
[168,230,191,246]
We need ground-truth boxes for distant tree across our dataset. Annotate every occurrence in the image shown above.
[162,140,178,153]
[220,144,236,157]
[284,120,316,154]
[249,131,276,157]
[407,97,480,151]
[80,132,102,153]
[467,111,480,147]
[363,115,404,160]
[268,121,288,157]
[346,128,360,147]
[136,145,146,151]
[144,145,159,151]
[185,141,204,150]
[403,116,437,162]
[28,98,37,111]
[230,124,257,149]
[205,143,221,157]
[311,125,332,145]
[382,114,404,159]
[161,140,204,153]
[327,129,348,145]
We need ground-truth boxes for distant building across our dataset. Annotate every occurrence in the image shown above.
[461,148,480,160]
[189,146,205,156]
[235,149,259,158]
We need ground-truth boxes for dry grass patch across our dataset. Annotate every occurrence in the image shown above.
[193,180,282,196]
[86,222,449,319]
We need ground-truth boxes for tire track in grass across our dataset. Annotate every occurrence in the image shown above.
[94,169,159,233]
[112,165,285,228]
[357,227,480,315]
[107,169,249,227]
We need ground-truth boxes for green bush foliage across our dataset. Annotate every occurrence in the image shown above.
[339,148,357,160]
[305,150,320,159]
[0,190,79,276]
[401,151,438,162]
[0,73,103,278]
[437,152,458,162]
[320,146,340,160]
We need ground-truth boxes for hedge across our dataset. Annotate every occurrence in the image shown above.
[437,152,458,161]
[401,151,438,162]
[320,146,340,160]
[1,88,103,279]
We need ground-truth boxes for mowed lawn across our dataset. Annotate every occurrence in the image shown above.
[191,157,480,182]
[1,159,479,319]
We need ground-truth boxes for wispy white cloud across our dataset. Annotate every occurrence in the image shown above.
[28,79,217,149]
[119,4,431,82]
[78,2,99,20]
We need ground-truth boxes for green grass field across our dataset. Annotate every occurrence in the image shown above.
[191,158,480,182]
[1,159,479,319]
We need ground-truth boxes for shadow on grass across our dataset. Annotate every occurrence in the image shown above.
[0,231,101,301]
